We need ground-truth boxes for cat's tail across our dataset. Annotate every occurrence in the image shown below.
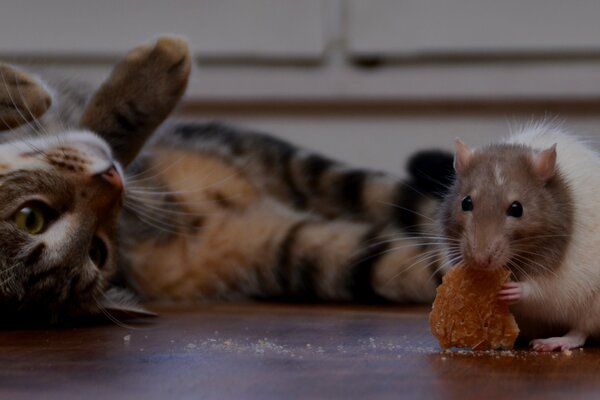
[405,150,455,200]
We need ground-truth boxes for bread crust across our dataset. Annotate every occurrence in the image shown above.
[430,264,519,350]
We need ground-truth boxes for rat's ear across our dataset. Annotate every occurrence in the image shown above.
[532,144,557,183]
[0,64,52,131]
[453,138,473,175]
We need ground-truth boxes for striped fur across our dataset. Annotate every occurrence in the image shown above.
[0,36,454,323]
[120,122,453,304]
[0,36,190,323]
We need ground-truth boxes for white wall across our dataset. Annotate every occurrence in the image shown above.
[3,0,600,171]
[216,114,600,174]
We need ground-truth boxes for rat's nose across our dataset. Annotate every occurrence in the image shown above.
[100,166,123,191]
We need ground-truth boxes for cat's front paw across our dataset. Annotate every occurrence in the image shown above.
[122,36,192,95]
[80,36,192,166]
[0,64,52,130]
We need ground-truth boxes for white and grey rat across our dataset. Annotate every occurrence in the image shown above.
[439,123,600,351]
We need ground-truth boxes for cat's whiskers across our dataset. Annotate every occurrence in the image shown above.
[126,166,246,197]
[94,298,138,330]
[0,103,49,160]
[125,176,248,212]
[0,68,43,137]
[0,263,22,290]
[123,202,204,237]
[125,199,198,228]
[130,150,254,187]
[13,76,53,138]
[54,80,75,132]
[126,191,244,208]
[125,153,189,183]
[124,196,217,219]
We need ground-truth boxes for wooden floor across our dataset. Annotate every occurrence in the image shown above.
[1,304,599,400]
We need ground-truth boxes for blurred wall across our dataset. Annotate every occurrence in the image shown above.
[3,0,600,174]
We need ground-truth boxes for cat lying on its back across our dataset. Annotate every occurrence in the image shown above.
[0,36,453,323]
[0,37,190,321]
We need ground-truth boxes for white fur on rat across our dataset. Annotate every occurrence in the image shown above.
[440,123,600,352]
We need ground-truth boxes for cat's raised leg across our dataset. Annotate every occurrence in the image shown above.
[0,64,52,130]
[80,36,191,167]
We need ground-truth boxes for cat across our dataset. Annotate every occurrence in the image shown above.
[0,36,453,323]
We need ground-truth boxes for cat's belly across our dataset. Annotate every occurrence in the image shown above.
[124,203,302,301]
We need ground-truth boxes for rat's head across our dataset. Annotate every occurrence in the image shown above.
[0,132,124,320]
[440,139,573,276]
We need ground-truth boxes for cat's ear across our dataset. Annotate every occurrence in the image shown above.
[80,36,191,167]
[0,64,52,131]
[98,287,157,320]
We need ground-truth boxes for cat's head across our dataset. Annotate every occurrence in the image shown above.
[0,131,125,321]
[0,36,191,323]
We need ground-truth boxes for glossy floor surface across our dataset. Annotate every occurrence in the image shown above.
[0,304,597,400]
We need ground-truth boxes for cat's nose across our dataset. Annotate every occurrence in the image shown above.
[100,166,123,191]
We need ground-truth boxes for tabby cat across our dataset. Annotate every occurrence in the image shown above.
[0,37,453,323]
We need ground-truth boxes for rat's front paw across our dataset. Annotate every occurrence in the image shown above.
[498,281,523,305]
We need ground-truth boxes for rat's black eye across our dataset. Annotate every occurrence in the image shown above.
[507,201,523,218]
[461,196,473,212]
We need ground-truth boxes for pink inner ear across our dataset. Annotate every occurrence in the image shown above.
[454,138,473,175]
[532,144,557,182]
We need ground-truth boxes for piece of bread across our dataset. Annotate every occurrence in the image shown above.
[429,264,519,350]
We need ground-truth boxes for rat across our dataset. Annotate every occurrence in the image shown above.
[438,123,600,351]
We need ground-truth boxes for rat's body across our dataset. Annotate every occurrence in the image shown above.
[440,124,600,351]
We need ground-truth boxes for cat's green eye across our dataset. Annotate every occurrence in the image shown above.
[13,205,47,234]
